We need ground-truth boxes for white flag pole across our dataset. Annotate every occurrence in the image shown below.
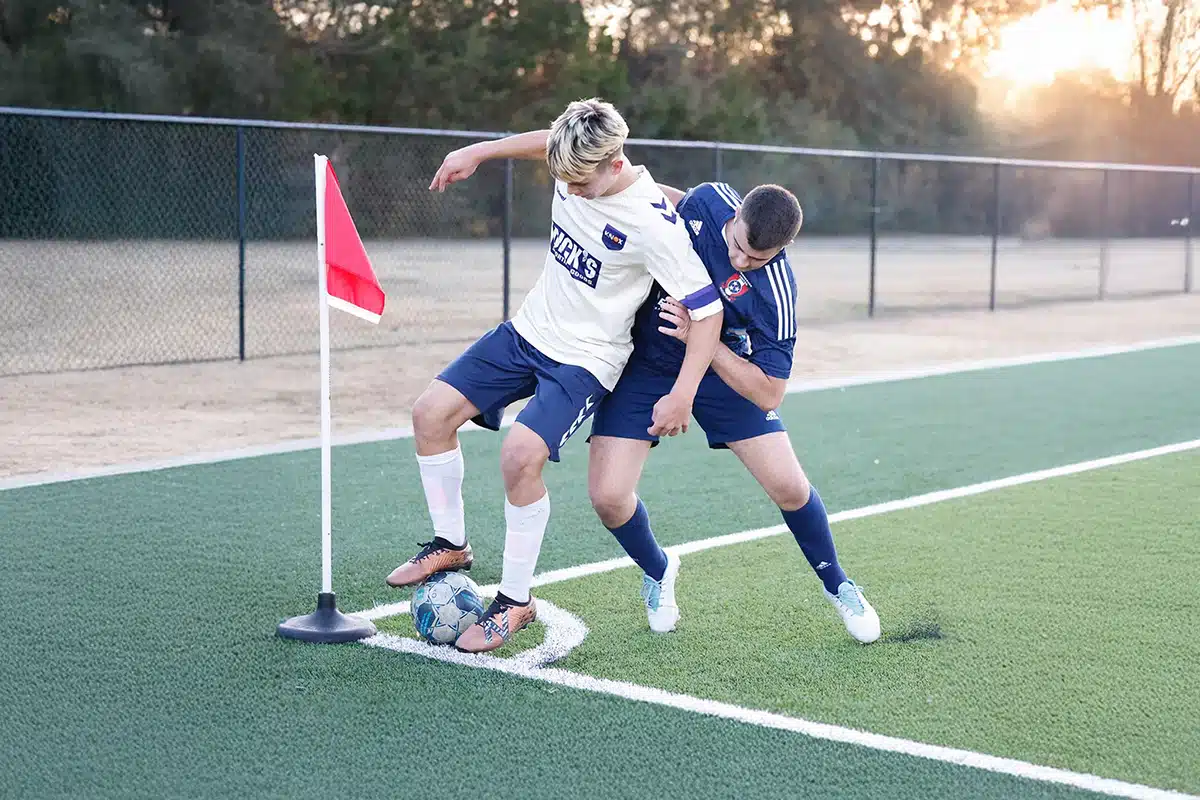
[314,154,334,596]
[274,155,375,643]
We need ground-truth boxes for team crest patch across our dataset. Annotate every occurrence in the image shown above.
[721,272,750,300]
[601,224,627,251]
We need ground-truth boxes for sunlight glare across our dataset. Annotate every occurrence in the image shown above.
[985,1,1133,86]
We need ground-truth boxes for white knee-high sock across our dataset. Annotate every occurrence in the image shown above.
[497,491,551,603]
[416,446,466,547]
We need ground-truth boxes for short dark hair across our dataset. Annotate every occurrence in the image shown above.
[741,184,803,252]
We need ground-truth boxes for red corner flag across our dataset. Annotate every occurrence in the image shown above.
[318,157,385,323]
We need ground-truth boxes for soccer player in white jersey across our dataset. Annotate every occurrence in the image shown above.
[384,99,724,653]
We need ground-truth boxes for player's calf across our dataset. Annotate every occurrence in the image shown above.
[387,380,482,588]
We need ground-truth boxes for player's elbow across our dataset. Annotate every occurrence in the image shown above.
[757,377,788,412]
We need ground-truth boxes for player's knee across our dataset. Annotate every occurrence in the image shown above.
[500,430,548,485]
[772,473,812,512]
[412,386,451,439]
[588,482,633,528]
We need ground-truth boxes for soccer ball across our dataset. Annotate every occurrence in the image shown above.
[411,571,485,645]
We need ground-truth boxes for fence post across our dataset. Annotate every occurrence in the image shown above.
[1098,169,1110,300]
[714,143,723,183]
[502,158,513,322]
[236,126,247,361]
[1186,173,1194,294]
[868,157,880,317]
[989,162,1000,311]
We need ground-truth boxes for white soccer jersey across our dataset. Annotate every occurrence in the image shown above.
[511,166,723,390]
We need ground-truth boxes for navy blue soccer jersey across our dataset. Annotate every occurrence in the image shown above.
[628,182,798,380]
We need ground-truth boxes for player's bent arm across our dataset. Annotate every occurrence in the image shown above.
[670,308,723,399]
[710,345,788,412]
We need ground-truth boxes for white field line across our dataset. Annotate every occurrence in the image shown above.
[357,437,1200,800]
[4,334,1197,491]
[367,630,1196,800]
[354,437,1200,623]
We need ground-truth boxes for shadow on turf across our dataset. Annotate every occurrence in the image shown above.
[880,614,945,644]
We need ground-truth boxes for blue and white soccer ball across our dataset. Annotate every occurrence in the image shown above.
[411,571,485,645]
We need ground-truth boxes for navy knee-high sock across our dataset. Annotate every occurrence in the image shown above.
[781,487,848,594]
[607,498,668,581]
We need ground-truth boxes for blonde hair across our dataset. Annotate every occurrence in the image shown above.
[546,98,630,184]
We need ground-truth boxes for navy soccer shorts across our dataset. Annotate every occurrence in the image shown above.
[588,362,786,449]
[437,321,607,462]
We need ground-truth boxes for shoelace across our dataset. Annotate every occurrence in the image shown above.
[837,584,865,615]
[641,575,661,611]
[478,598,509,625]
[411,540,446,562]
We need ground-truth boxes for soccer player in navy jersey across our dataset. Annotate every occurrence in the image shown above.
[587,181,882,644]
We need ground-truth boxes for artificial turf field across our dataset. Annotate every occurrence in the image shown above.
[2,342,1198,799]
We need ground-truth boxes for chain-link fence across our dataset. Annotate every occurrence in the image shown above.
[1,107,1196,376]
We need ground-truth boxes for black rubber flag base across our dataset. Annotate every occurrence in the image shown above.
[277,592,377,644]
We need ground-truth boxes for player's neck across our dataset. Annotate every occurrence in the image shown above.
[600,165,642,197]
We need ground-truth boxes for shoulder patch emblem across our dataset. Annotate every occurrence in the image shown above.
[721,271,750,301]
[689,219,703,236]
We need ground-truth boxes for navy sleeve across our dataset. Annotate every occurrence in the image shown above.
[746,257,797,380]
[678,183,739,226]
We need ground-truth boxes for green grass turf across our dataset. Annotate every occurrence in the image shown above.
[1,344,1197,797]
[536,450,1200,794]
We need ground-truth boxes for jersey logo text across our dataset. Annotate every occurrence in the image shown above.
[651,197,678,224]
[550,223,603,288]
[601,224,627,251]
[721,272,750,301]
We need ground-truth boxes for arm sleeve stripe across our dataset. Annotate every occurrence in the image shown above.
[681,283,720,310]
[765,261,796,340]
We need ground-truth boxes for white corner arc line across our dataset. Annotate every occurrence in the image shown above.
[3,334,1197,492]
[356,438,1200,800]
[363,600,588,669]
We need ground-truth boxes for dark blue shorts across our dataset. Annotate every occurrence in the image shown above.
[437,322,607,462]
[589,362,786,449]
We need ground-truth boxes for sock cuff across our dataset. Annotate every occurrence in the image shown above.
[505,491,550,519]
[416,446,463,467]
[782,485,822,517]
[608,497,649,533]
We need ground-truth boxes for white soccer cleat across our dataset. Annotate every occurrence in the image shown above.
[642,550,680,633]
[824,579,881,644]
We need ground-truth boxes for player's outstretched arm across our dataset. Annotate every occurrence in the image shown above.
[429,129,550,192]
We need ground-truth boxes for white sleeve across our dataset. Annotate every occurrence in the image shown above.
[640,214,723,321]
